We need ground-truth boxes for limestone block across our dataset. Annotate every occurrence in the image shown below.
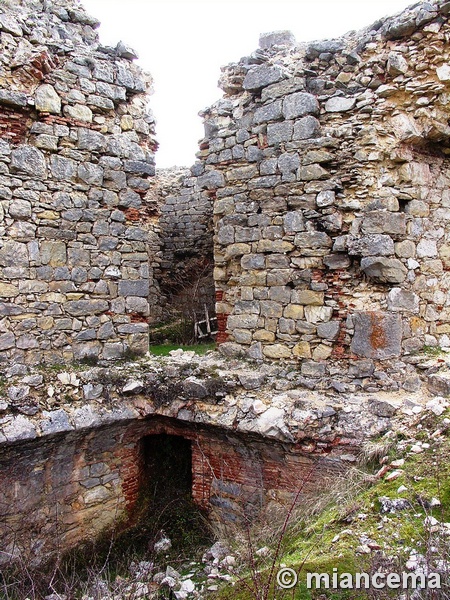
[41,410,74,435]
[35,84,61,114]
[324,96,356,112]
[283,211,304,233]
[283,304,304,319]
[387,288,419,313]
[395,240,416,258]
[243,65,284,91]
[360,257,407,283]
[297,164,328,181]
[225,243,251,259]
[238,254,263,270]
[293,116,321,140]
[294,231,332,249]
[259,30,296,49]
[77,128,107,151]
[263,344,292,359]
[437,64,450,81]
[351,311,402,360]
[260,301,283,318]
[65,300,109,316]
[0,14,23,36]
[416,239,437,258]
[293,341,311,358]
[102,342,124,360]
[291,290,323,305]
[253,329,275,342]
[233,329,253,344]
[0,89,28,108]
[283,92,319,119]
[0,332,15,350]
[50,155,77,180]
[361,211,406,235]
[323,254,351,269]
[0,241,27,268]
[40,241,67,267]
[253,100,283,124]
[257,240,294,253]
[267,122,293,144]
[10,146,47,178]
[63,104,93,122]
[313,344,333,361]
[347,234,394,256]
[387,52,408,75]
[227,314,259,329]
[0,283,19,297]
[317,321,340,340]
[304,305,333,323]
[301,361,326,377]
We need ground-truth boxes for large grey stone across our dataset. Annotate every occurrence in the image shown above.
[50,155,77,180]
[387,52,408,76]
[259,30,296,49]
[317,321,340,340]
[198,170,225,190]
[41,410,74,435]
[323,254,351,269]
[65,300,109,316]
[283,92,319,119]
[35,84,61,114]
[360,257,407,283]
[361,211,406,235]
[293,116,321,140]
[183,377,208,399]
[77,128,107,151]
[0,241,28,267]
[306,39,345,59]
[243,65,284,91]
[351,311,402,360]
[0,14,23,36]
[123,160,155,176]
[294,231,332,249]
[324,97,356,112]
[118,280,149,297]
[0,332,15,350]
[387,288,419,313]
[227,314,259,329]
[283,210,304,232]
[348,234,394,256]
[0,90,28,108]
[427,375,450,397]
[298,164,328,181]
[267,121,293,144]
[2,415,36,442]
[78,162,103,185]
[253,100,282,124]
[10,146,47,179]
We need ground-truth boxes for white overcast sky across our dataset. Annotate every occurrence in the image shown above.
[83,0,414,168]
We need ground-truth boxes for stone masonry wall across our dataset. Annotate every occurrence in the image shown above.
[0,0,160,365]
[0,415,346,564]
[181,0,450,377]
[155,167,215,324]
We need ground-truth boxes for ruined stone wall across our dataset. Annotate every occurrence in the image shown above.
[179,0,450,376]
[154,167,215,325]
[0,0,160,365]
[0,415,346,564]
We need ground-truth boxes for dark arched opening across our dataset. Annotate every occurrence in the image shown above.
[141,433,193,502]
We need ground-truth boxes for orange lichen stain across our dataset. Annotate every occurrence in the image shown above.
[369,312,386,350]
